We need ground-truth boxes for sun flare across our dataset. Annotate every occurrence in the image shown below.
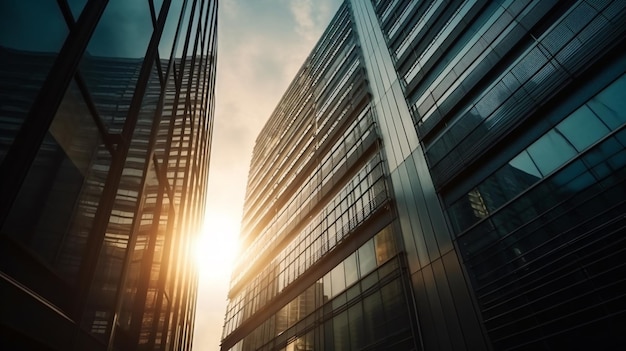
[195,213,240,282]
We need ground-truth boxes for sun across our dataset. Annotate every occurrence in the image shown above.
[195,212,240,282]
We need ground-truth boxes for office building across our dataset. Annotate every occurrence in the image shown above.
[222,1,626,350]
[0,1,217,350]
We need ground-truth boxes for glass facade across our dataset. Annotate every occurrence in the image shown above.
[0,1,217,350]
[222,4,419,351]
[224,0,626,350]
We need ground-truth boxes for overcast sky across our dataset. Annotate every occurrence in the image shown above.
[192,1,342,350]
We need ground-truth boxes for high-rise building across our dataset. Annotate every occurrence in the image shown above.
[0,1,217,350]
[222,1,626,350]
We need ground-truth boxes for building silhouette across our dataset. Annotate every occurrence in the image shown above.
[0,1,217,350]
[222,1,626,350]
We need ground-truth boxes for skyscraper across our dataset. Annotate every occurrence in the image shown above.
[0,1,217,350]
[223,1,626,350]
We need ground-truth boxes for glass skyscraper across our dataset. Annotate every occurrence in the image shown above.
[0,1,217,350]
[222,1,626,350]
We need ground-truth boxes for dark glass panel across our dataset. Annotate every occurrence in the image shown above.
[82,64,161,340]
[332,311,350,351]
[348,302,365,349]
[526,130,577,176]
[79,0,153,132]
[556,105,608,152]
[67,0,88,20]
[158,0,185,61]
[0,1,68,163]
[2,79,108,282]
[330,263,346,297]
[587,74,626,129]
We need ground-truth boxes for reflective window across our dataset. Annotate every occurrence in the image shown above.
[587,74,626,129]
[85,0,153,58]
[344,252,358,287]
[556,105,609,152]
[2,79,107,281]
[508,150,542,178]
[374,225,396,264]
[67,0,88,20]
[330,263,346,297]
[357,240,376,275]
[527,130,577,175]
[0,1,68,163]
[79,0,154,131]
[447,73,626,234]
[158,0,185,61]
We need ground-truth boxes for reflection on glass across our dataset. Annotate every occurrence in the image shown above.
[82,64,160,339]
[357,240,376,275]
[588,74,626,129]
[556,105,608,152]
[67,0,88,20]
[374,225,396,264]
[2,79,107,281]
[447,74,626,235]
[84,0,153,58]
[0,1,68,52]
[508,150,541,178]
[0,1,68,163]
[79,0,154,133]
[158,0,185,60]
[526,130,577,175]
[330,263,346,297]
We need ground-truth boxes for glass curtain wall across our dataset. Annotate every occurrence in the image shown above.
[0,1,217,350]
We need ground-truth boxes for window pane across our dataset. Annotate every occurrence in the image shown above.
[374,225,396,265]
[0,1,68,163]
[587,74,626,129]
[344,252,358,287]
[2,79,108,281]
[333,311,350,351]
[357,240,376,276]
[557,105,609,151]
[508,150,542,178]
[79,0,153,132]
[67,0,88,20]
[330,262,346,297]
[526,130,577,175]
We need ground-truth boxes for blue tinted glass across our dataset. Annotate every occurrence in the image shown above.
[85,0,153,58]
[79,0,153,131]
[526,130,578,175]
[508,150,542,178]
[587,74,626,129]
[0,1,68,163]
[67,0,88,20]
[556,105,609,151]
[153,0,165,16]
[158,0,185,60]
[0,1,68,52]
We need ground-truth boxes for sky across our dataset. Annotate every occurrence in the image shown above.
[192,1,342,350]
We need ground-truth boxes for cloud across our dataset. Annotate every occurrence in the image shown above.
[289,0,316,42]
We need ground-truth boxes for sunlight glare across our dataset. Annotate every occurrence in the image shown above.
[195,212,240,282]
